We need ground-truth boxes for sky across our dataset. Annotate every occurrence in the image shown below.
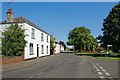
[2,2,118,44]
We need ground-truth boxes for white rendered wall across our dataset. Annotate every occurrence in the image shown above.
[0,23,50,59]
[23,23,50,59]
[54,44,60,54]
[60,45,64,52]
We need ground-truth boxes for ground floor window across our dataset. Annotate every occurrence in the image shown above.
[30,43,34,55]
[41,45,44,54]
[47,46,48,54]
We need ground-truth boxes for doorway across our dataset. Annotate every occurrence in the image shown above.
[37,44,39,57]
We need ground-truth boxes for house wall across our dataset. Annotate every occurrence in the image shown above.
[60,45,64,52]
[0,23,50,59]
[54,44,60,54]
[23,23,50,59]
[54,43,65,54]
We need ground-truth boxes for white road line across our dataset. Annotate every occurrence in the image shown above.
[87,60,113,80]
[108,77,113,79]
[96,69,100,72]
[105,72,110,76]
[100,76,104,78]
[38,72,43,75]
[96,64,113,80]
[102,69,106,72]
[93,65,96,67]
[98,72,103,75]
[100,67,103,69]
[94,66,98,69]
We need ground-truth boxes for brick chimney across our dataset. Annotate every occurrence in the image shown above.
[6,8,14,22]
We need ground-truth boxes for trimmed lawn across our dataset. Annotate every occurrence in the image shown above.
[95,56,120,60]
[76,52,120,60]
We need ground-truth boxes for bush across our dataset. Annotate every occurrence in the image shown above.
[2,23,27,56]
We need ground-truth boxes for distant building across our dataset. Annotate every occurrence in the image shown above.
[54,41,64,54]
[0,9,51,59]
[54,42,60,54]
[60,44,64,52]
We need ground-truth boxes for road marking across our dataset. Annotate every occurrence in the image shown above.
[98,72,103,75]
[102,69,106,72]
[86,58,113,80]
[96,69,100,72]
[93,65,96,67]
[95,64,113,80]
[100,76,104,78]
[38,72,43,75]
[105,72,110,76]
[100,67,103,69]
[94,66,98,69]
[108,77,114,80]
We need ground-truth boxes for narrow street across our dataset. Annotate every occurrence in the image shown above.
[2,53,119,79]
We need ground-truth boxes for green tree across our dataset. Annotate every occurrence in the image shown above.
[67,26,98,52]
[99,2,120,52]
[50,36,56,50]
[2,23,27,56]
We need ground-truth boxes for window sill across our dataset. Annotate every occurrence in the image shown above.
[30,53,34,55]
[31,37,35,39]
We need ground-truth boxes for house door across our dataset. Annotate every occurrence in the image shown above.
[37,44,39,57]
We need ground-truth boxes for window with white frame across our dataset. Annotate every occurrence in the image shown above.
[31,28,35,39]
[41,45,44,54]
[30,43,34,55]
[41,33,44,41]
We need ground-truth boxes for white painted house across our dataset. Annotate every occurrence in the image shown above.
[60,44,64,52]
[54,41,65,54]
[0,9,50,59]
[54,42,60,54]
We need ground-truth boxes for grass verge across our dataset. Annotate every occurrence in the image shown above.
[95,57,120,60]
[76,52,120,60]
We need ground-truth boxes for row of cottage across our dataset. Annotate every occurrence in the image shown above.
[0,9,64,59]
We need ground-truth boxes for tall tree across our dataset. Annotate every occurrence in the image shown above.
[67,26,98,52]
[2,23,27,56]
[99,2,120,52]
[50,36,56,50]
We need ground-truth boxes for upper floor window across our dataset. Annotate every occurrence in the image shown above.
[30,43,34,55]
[31,28,35,39]
[41,33,44,41]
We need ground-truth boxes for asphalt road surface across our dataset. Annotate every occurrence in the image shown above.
[2,53,119,79]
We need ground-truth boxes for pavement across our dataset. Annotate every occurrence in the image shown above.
[2,53,119,79]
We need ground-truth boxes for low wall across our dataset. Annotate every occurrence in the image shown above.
[50,49,55,55]
[2,55,24,64]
